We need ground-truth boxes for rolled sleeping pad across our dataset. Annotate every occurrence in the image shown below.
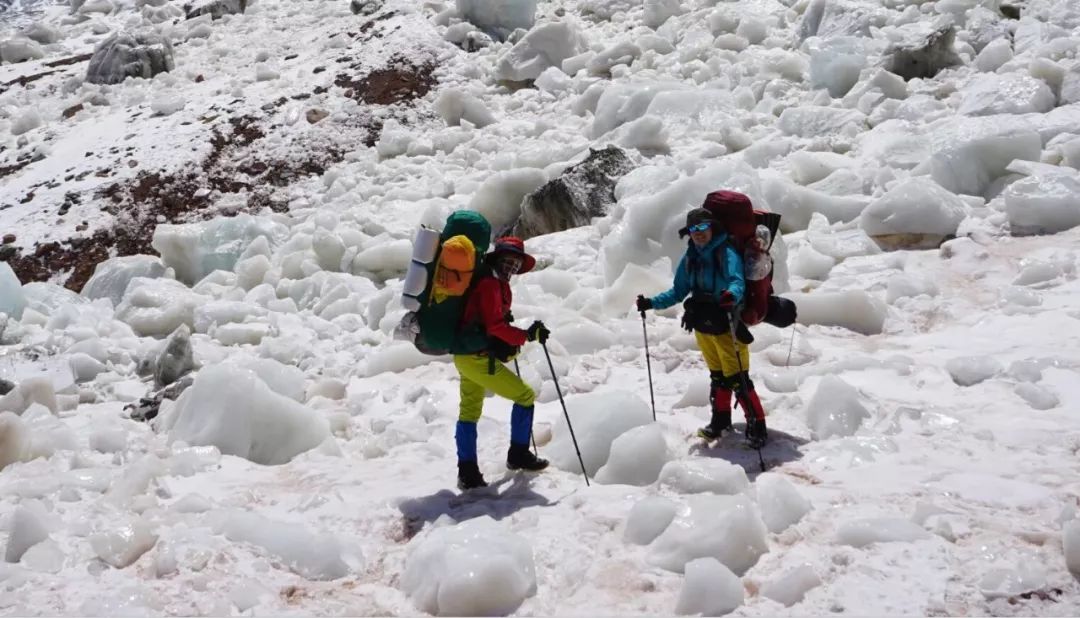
[402,226,441,310]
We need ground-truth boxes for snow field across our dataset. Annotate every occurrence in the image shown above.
[2,0,1080,613]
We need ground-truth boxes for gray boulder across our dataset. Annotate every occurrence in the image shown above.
[126,374,193,423]
[513,146,634,240]
[883,21,962,81]
[350,0,381,15]
[461,30,493,52]
[154,324,194,389]
[0,379,13,396]
[86,31,174,85]
[185,0,246,19]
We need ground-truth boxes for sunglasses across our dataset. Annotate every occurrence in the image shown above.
[688,222,712,233]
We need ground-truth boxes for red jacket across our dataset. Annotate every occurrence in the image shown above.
[459,276,527,347]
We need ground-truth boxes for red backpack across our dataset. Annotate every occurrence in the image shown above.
[700,190,783,326]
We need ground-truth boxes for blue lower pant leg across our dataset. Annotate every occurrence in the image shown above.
[510,404,533,446]
[455,421,478,462]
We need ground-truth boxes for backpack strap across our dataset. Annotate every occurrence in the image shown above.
[686,240,729,299]
[457,263,491,329]
[713,242,731,303]
[685,239,698,281]
[489,272,506,375]
[686,240,705,295]
[698,240,740,306]
[448,262,492,355]
[454,262,515,356]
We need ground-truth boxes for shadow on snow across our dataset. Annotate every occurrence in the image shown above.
[689,423,808,480]
[397,473,566,540]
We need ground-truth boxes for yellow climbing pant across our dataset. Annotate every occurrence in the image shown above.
[694,331,750,378]
[454,354,536,423]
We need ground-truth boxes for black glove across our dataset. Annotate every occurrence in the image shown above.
[527,320,550,344]
[636,295,653,312]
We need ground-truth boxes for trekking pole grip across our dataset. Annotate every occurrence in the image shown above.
[541,341,589,487]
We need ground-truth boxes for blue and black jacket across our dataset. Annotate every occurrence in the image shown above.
[649,233,745,310]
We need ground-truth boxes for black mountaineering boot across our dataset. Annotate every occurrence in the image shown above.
[745,417,768,447]
[698,410,733,441]
[457,461,488,490]
[698,372,734,441]
[506,444,549,471]
[735,374,769,447]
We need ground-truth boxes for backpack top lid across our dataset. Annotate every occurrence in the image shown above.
[701,190,756,246]
[442,210,492,254]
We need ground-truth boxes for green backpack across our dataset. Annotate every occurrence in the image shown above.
[406,211,492,355]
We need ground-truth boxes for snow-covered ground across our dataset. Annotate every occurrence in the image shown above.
[3,0,1080,615]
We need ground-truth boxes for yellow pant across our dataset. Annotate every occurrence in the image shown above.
[454,354,535,423]
[695,331,750,377]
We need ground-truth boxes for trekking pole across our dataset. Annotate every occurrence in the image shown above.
[729,311,766,472]
[513,358,538,456]
[640,310,656,422]
[541,341,589,486]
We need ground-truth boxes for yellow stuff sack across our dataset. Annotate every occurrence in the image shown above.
[430,235,476,304]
